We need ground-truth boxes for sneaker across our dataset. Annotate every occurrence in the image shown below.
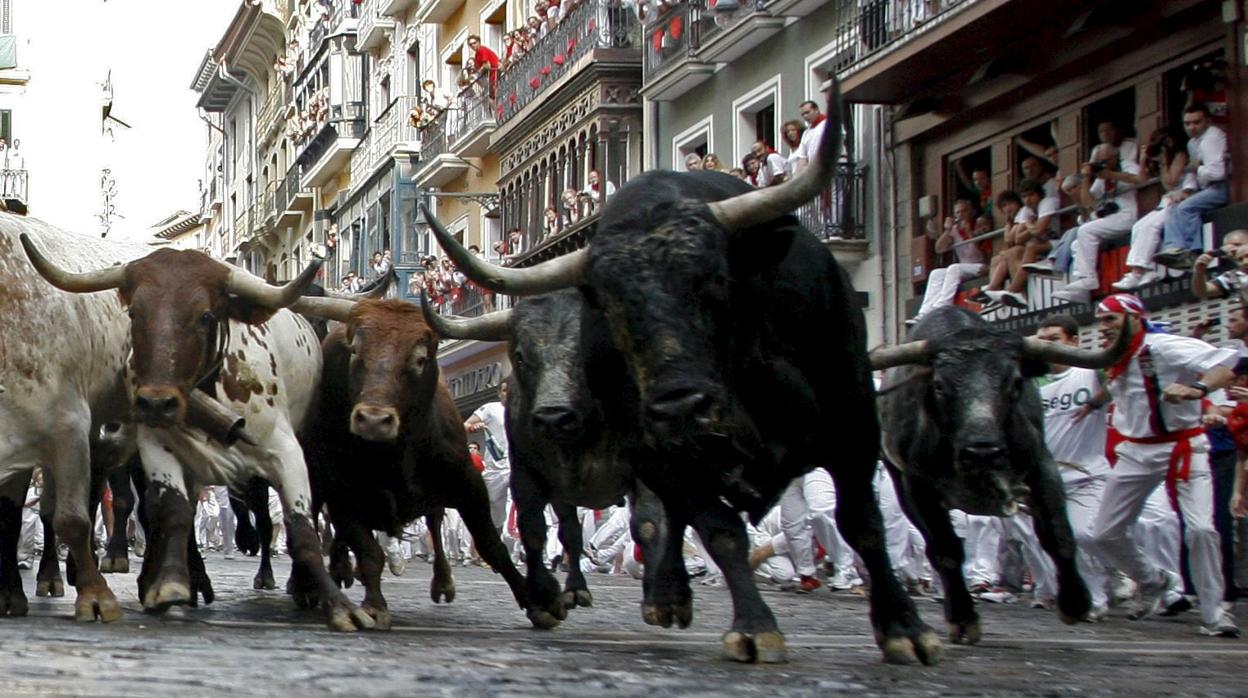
[1160,595,1193,617]
[1111,271,1142,290]
[1200,610,1242,638]
[386,549,407,577]
[967,288,993,303]
[796,575,822,594]
[1153,248,1195,269]
[1031,595,1056,610]
[977,300,1005,315]
[1112,571,1137,605]
[996,290,1028,309]
[978,587,1018,604]
[1022,260,1058,277]
[1129,570,1177,621]
[1083,605,1109,623]
[968,581,992,595]
[828,569,863,591]
[223,553,236,561]
[1134,269,1161,286]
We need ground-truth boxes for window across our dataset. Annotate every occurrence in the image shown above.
[671,116,712,171]
[805,39,857,104]
[947,147,992,221]
[0,110,10,144]
[1083,87,1135,159]
[1013,122,1057,184]
[731,75,782,165]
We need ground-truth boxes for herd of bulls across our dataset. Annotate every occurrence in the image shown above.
[0,86,1132,666]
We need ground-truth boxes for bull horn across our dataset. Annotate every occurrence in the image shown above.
[18,233,128,293]
[1022,315,1135,369]
[423,204,587,296]
[289,295,356,323]
[420,291,513,341]
[707,79,844,231]
[332,267,395,300]
[226,258,322,309]
[869,340,929,370]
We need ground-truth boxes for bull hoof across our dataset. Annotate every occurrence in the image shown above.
[143,581,191,614]
[641,602,692,629]
[326,595,375,632]
[36,579,65,598]
[292,592,320,610]
[430,581,456,604]
[526,608,562,630]
[877,629,944,666]
[362,604,392,631]
[0,589,29,617]
[721,631,787,664]
[573,589,593,608]
[99,556,130,574]
[947,619,982,645]
[75,587,122,623]
[253,575,277,591]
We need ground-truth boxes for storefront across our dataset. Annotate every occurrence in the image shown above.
[441,341,510,420]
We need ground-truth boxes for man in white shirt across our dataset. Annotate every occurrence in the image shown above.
[749,140,788,187]
[1030,315,1113,619]
[1154,103,1230,267]
[794,100,827,176]
[1052,144,1141,303]
[464,381,511,532]
[1085,294,1240,637]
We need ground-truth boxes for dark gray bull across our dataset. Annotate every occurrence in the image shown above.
[427,85,942,665]
[425,290,670,629]
[871,306,1132,643]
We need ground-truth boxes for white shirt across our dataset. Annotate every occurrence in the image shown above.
[796,119,826,165]
[1108,333,1237,439]
[1037,368,1110,481]
[1042,177,1058,200]
[756,152,787,187]
[1187,124,1228,190]
[471,401,509,472]
[1035,195,1060,235]
[1013,206,1035,225]
[1090,171,1138,220]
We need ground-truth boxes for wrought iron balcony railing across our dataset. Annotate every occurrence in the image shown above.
[352,95,422,185]
[0,169,27,203]
[495,0,639,126]
[829,0,977,77]
[794,163,868,241]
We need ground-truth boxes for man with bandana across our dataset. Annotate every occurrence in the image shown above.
[1085,294,1241,637]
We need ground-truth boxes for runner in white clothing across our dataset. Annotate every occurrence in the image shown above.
[465,381,511,532]
[1084,294,1240,637]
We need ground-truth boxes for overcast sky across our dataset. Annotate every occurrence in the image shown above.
[19,1,241,239]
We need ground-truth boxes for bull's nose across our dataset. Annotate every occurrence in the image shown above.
[351,405,400,442]
[959,441,1006,462]
[135,390,181,426]
[533,405,581,437]
[647,388,715,422]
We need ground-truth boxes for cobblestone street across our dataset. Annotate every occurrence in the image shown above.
[1,554,1243,696]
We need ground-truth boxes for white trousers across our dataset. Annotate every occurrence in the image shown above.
[1002,513,1057,599]
[482,469,510,531]
[802,469,855,574]
[1063,475,1112,609]
[1071,211,1135,283]
[917,263,985,318]
[960,514,1001,587]
[1124,207,1168,269]
[1089,442,1224,624]
[875,465,927,582]
[755,531,798,584]
[779,480,817,577]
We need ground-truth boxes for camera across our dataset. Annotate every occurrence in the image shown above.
[1087,160,1109,175]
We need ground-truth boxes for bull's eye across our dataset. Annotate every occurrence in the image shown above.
[200,311,216,326]
[127,308,135,319]
[512,348,525,368]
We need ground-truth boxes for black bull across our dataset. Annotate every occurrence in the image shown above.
[874,306,1133,644]
[424,87,945,666]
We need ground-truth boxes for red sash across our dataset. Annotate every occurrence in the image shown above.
[1119,427,1204,510]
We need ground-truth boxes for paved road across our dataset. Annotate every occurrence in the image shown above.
[2,554,1244,696]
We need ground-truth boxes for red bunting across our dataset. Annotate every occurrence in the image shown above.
[652,29,664,52]
[587,18,596,32]
[529,76,541,89]
[540,66,551,76]
[567,36,577,52]
[496,103,505,119]
[508,92,517,105]
[670,17,682,40]
[552,53,566,66]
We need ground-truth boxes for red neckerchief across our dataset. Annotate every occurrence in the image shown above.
[1106,328,1146,381]
[808,114,826,127]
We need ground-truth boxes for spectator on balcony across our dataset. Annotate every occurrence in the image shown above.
[955,162,993,221]
[1153,103,1231,270]
[909,199,987,325]
[467,35,501,99]
[1112,127,1191,291]
[1051,143,1141,304]
[742,154,762,187]
[683,153,703,171]
[543,206,564,241]
[1020,155,1058,200]
[702,153,723,172]
[527,15,546,41]
[421,79,452,115]
[781,119,806,177]
[506,228,526,262]
[728,167,748,182]
[979,189,1048,310]
[795,101,830,177]
[324,224,339,260]
[750,140,787,187]
[1190,230,1248,300]
[581,170,616,210]
[1096,120,1140,172]
[561,188,583,224]
[502,32,521,73]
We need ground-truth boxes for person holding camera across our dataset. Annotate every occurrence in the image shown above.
[1052,143,1140,303]
[1112,127,1191,291]
[909,198,986,324]
[1154,104,1230,269]
[1191,229,1248,300]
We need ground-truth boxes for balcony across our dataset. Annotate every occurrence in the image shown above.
[232,206,255,250]
[358,0,395,51]
[258,180,279,227]
[0,169,28,213]
[411,109,468,188]
[277,162,312,226]
[640,2,715,102]
[495,1,640,127]
[257,81,292,149]
[449,81,496,158]
[693,1,786,64]
[309,0,360,50]
[794,163,869,262]
[380,0,418,17]
[421,0,465,25]
[297,102,368,188]
[350,95,422,186]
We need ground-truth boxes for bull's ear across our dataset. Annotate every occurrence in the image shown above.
[225,295,280,326]
[1020,358,1049,378]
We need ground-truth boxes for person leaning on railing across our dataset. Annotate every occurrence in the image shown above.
[908,198,988,326]
[977,189,1049,311]
[1153,103,1230,270]
[1112,126,1191,291]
